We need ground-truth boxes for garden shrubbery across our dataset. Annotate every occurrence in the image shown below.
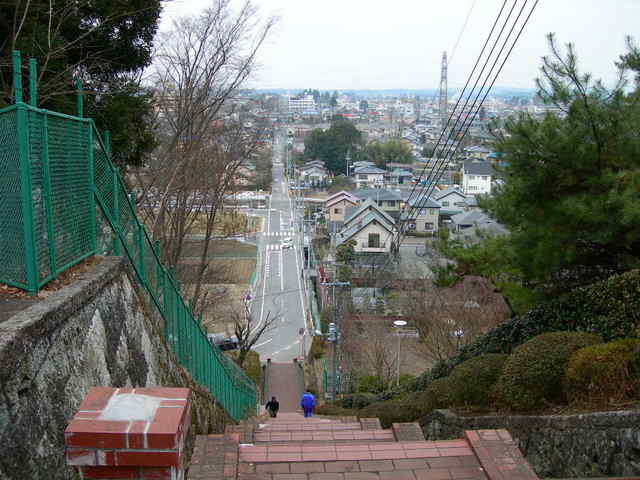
[447,354,508,408]
[494,332,602,411]
[357,375,386,394]
[408,270,640,393]
[358,391,433,428]
[563,338,640,407]
[338,393,378,410]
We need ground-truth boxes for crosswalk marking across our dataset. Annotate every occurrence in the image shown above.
[262,231,293,237]
[265,244,297,251]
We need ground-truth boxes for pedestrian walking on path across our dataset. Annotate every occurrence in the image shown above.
[300,391,316,418]
[265,397,279,418]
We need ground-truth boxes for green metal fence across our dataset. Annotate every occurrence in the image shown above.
[0,51,256,421]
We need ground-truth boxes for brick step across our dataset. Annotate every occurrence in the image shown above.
[240,440,474,463]
[244,457,484,479]
[257,422,363,431]
[254,429,395,444]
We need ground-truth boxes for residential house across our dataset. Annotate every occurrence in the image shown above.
[463,145,491,160]
[450,210,508,239]
[300,164,328,185]
[461,159,493,195]
[432,186,467,223]
[343,198,397,231]
[353,166,386,189]
[388,168,413,185]
[350,188,403,221]
[325,191,358,223]
[336,200,396,254]
[403,196,440,235]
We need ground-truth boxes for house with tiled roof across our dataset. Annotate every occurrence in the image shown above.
[402,196,441,235]
[336,202,396,254]
[353,165,386,189]
[324,191,358,223]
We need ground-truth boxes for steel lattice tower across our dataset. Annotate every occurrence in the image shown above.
[438,51,448,128]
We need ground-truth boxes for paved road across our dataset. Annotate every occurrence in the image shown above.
[250,136,309,362]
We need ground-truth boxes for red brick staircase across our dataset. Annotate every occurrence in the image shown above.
[188,412,540,480]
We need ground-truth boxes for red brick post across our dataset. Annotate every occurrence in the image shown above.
[65,387,192,480]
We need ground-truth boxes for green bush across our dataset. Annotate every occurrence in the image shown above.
[563,338,640,407]
[447,354,509,408]
[495,332,602,411]
[410,270,640,393]
[314,404,355,417]
[357,375,386,393]
[359,391,433,428]
[424,377,455,409]
[338,393,378,410]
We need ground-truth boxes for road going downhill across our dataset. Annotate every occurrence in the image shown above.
[251,135,309,362]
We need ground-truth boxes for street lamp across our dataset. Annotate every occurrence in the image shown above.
[393,320,407,387]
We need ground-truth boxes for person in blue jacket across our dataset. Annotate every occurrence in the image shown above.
[300,391,316,418]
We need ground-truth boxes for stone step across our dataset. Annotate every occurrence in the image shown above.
[240,439,474,463]
[253,428,395,444]
[257,422,364,432]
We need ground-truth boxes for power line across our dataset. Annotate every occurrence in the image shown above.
[450,0,477,65]
[400,0,539,249]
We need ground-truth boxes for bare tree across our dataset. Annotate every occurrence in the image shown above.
[398,276,510,364]
[134,0,277,316]
[232,302,279,367]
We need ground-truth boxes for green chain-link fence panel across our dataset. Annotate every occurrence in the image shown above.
[0,107,26,288]
[90,124,256,421]
[0,52,257,420]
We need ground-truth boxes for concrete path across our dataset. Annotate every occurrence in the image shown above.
[264,361,304,412]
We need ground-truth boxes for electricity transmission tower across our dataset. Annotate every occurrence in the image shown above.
[438,51,448,129]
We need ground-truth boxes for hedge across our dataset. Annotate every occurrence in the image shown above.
[408,269,640,392]
[447,354,508,408]
[494,332,602,411]
[563,338,640,407]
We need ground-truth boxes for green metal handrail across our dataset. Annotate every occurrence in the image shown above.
[0,51,257,421]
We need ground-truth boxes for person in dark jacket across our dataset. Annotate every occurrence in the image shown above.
[265,397,279,418]
[300,391,316,418]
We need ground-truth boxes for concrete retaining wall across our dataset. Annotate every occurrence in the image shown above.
[0,258,227,480]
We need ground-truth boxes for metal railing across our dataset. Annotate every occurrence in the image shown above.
[0,51,256,421]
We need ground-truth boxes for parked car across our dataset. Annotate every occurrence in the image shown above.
[207,333,238,351]
[282,237,294,249]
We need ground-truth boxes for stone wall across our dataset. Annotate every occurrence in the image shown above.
[0,258,229,480]
[421,408,640,477]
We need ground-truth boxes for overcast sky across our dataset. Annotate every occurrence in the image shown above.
[159,0,640,90]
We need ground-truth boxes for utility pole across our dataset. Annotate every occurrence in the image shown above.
[322,280,350,400]
[438,51,448,129]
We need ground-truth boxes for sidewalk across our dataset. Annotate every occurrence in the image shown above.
[265,361,305,412]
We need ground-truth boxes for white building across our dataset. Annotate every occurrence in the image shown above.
[461,160,493,195]
[288,94,317,113]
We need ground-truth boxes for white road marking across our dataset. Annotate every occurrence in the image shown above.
[254,338,273,348]
[280,246,284,291]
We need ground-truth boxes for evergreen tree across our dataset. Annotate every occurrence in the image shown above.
[483,35,640,293]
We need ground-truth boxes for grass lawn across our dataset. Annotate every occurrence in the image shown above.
[181,239,257,258]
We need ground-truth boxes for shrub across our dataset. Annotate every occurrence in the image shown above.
[338,393,378,410]
[563,339,640,407]
[494,332,602,411]
[314,404,355,417]
[410,269,640,393]
[358,392,432,428]
[357,375,386,393]
[424,377,455,409]
[447,354,509,408]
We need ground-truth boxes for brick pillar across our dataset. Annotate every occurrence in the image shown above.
[65,387,191,480]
